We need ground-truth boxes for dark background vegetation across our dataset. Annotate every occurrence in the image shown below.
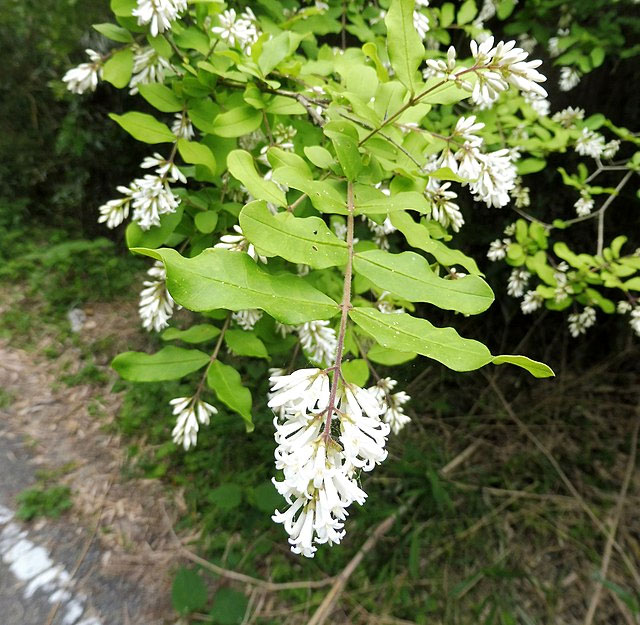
[1,1,639,624]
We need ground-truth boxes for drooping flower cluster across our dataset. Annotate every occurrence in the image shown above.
[269,368,397,557]
[62,49,103,94]
[129,46,173,94]
[139,262,176,331]
[559,66,581,92]
[132,0,187,36]
[568,306,596,337]
[368,378,411,435]
[521,290,544,314]
[575,128,605,159]
[487,238,511,261]
[413,0,430,39]
[232,309,263,331]
[170,396,218,450]
[211,8,260,50]
[507,268,531,298]
[552,106,585,128]
[298,320,337,366]
[171,112,195,140]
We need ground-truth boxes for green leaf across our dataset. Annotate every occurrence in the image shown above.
[367,343,416,365]
[110,0,136,17]
[624,277,640,291]
[426,167,467,182]
[272,167,345,213]
[102,48,133,88]
[390,211,482,275]
[457,0,477,24]
[212,106,262,137]
[125,205,184,249]
[350,308,492,372]
[177,139,217,175]
[208,483,243,510]
[172,568,208,615]
[265,95,306,115]
[439,3,455,27]
[492,355,554,378]
[108,112,175,143]
[354,187,430,216]
[516,158,546,175]
[174,27,210,55]
[93,22,133,43]
[385,0,425,93]
[354,250,494,314]
[252,482,283,513]
[227,150,287,207]
[239,201,348,269]
[362,41,390,81]
[138,83,183,112]
[324,121,362,181]
[209,588,249,625]
[258,32,302,75]
[162,324,221,344]
[194,211,218,233]
[112,346,210,381]
[225,329,269,359]
[304,146,335,169]
[342,359,370,386]
[207,360,253,431]
[134,248,339,324]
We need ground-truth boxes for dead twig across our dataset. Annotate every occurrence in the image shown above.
[583,415,640,625]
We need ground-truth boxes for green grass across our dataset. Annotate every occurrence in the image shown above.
[15,485,72,521]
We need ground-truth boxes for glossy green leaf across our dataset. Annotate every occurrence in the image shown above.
[239,201,348,269]
[194,211,218,233]
[350,308,492,371]
[385,0,424,93]
[125,205,184,249]
[177,139,217,175]
[138,83,183,112]
[207,360,253,431]
[93,22,133,43]
[227,150,287,207]
[108,112,175,143]
[162,324,221,344]
[133,247,340,324]
[265,96,306,115]
[457,0,477,24]
[112,346,210,381]
[258,31,303,75]
[354,187,430,216]
[212,106,262,137]
[174,27,210,55]
[225,329,269,359]
[390,211,482,275]
[367,343,417,365]
[324,121,362,181]
[102,48,133,88]
[492,355,555,378]
[304,145,335,169]
[353,250,494,314]
[110,0,136,17]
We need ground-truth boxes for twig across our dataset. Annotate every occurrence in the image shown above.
[306,512,400,625]
[596,170,633,256]
[486,375,640,589]
[583,415,639,625]
[439,440,482,478]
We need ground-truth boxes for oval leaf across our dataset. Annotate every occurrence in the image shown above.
[112,346,210,381]
[162,324,221,344]
[207,360,253,431]
[138,83,183,112]
[385,0,425,93]
[492,355,555,378]
[212,106,262,138]
[227,150,287,207]
[109,111,175,144]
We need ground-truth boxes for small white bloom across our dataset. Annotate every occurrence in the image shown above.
[298,320,337,366]
[507,268,531,298]
[552,106,585,128]
[523,91,550,116]
[510,179,530,208]
[487,238,511,261]
[602,140,621,160]
[129,46,172,94]
[427,181,464,231]
[413,9,430,39]
[130,175,181,230]
[133,0,187,36]
[630,307,640,336]
[574,191,594,216]
[468,149,518,208]
[97,185,133,229]
[171,112,195,140]
[521,290,544,314]
[211,8,260,50]
[269,368,331,418]
[139,261,176,331]
[504,222,517,236]
[170,396,218,450]
[575,128,605,159]
[232,309,263,331]
[548,28,568,57]
[215,225,268,263]
[568,306,596,337]
[140,153,186,183]
[617,301,632,314]
[368,378,411,435]
[62,49,103,94]
[559,66,581,91]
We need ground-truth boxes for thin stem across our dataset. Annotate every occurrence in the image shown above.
[323,181,355,442]
[596,169,633,256]
[194,313,231,398]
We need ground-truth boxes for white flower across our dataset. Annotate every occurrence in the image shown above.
[97,185,133,229]
[630,307,640,336]
[518,34,537,54]
[232,309,263,331]
[133,0,187,36]
[272,123,297,149]
[139,262,176,331]
[548,28,568,57]
[602,140,621,160]
[171,112,195,140]
[170,396,217,450]
[504,222,516,236]
[559,66,581,91]
[129,46,172,94]
[507,268,531,298]
[62,49,102,94]
[425,46,458,81]
[487,238,511,261]
[269,368,330,418]
[215,225,267,263]
[211,8,260,50]
[468,149,518,208]
[510,179,530,208]
[568,306,596,337]
[141,153,186,183]
[298,320,337,366]
[523,91,550,116]
[130,175,181,230]
[575,128,605,159]
[521,290,544,314]
[617,301,632,314]
[366,216,396,249]
[376,292,404,314]
[413,10,430,39]
[453,115,485,146]
[427,181,464,231]
[552,106,585,128]
[574,191,594,216]
[368,378,411,435]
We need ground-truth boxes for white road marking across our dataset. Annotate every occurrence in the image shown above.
[0,504,103,625]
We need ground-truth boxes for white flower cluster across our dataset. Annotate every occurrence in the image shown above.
[427,181,464,231]
[99,153,183,231]
[170,396,218,450]
[133,0,187,36]
[269,368,409,557]
[298,320,337,366]
[510,178,530,208]
[139,261,176,332]
[62,49,102,94]
[413,0,430,39]
[211,8,259,50]
[521,290,544,314]
[487,238,511,261]
[214,225,268,263]
[552,107,585,128]
[575,128,605,159]
[568,306,596,337]
[232,309,263,331]
[507,268,531,298]
[171,112,195,140]
[366,216,397,249]
[129,46,173,94]
[574,191,594,216]
[559,67,581,92]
